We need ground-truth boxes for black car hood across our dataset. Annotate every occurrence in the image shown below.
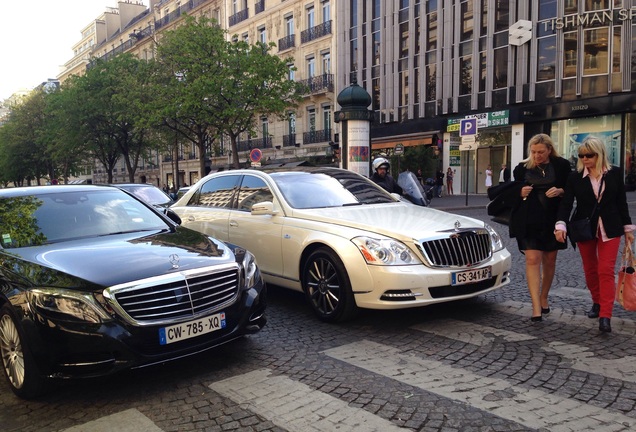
[2,228,231,289]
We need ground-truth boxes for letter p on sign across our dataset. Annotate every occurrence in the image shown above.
[460,118,477,136]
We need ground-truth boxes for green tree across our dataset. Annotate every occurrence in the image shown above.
[155,15,305,170]
[0,90,51,185]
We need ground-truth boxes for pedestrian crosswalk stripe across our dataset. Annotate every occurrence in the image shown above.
[411,318,536,344]
[209,369,407,431]
[323,340,636,431]
[411,319,636,384]
[61,408,162,432]
[489,300,636,336]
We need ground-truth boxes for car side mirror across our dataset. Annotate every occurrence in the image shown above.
[251,201,277,216]
[164,208,182,225]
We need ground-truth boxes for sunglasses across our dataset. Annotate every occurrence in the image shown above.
[578,153,597,159]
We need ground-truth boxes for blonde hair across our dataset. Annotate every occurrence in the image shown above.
[523,133,561,169]
[576,135,611,173]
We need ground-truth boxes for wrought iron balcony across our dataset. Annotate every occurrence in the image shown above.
[229,9,248,26]
[299,74,334,95]
[255,0,265,14]
[303,129,331,145]
[283,133,297,147]
[301,20,332,44]
[237,137,273,152]
[278,34,295,51]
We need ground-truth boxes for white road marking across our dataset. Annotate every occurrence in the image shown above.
[323,340,636,431]
[62,408,162,432]
[412,317,636,384]
[488,300,636,336]
[411,318,536,343]
[209,368,407,432]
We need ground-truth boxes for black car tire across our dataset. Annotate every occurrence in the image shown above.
[301,248,358,322]
[0,304,47,399]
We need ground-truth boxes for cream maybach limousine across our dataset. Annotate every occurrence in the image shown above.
[171,167,511,322]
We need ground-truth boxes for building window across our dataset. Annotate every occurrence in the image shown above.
[288,63,295,81]
[322,0,330,22]
[307,57,316,78]
[322,106,331,131]
[288,113,296,134]
[258,26,266,43]
[261,117,269,138]
[460,56,472,95]
[537,35,556,81]
[286,15,294,36]
[493,47,507,89]
[583,28,609,75]
[322,52,331,74]
[307,6,315,29]
[563,31,578,78]
[308,107,316,132]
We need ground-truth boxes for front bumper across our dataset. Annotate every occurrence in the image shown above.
[351,249,512,310]
[20,281,266,379]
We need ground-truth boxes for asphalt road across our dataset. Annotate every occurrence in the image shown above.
[2,197,636,432]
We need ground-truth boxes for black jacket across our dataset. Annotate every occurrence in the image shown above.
[557,166,631,240]
[509,156,572,239]
[371,172,403,195]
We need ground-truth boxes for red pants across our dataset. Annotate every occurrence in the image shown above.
[577,236,621,318]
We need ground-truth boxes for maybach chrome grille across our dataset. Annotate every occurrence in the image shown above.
[418,231,491,268]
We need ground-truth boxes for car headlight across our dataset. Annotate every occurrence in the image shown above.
[242,250,262,289]
[485,223,504,252]
[28,288,112,324]
[352,236,421,265]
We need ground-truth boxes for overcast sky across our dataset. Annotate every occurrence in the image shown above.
[1,1,148,101]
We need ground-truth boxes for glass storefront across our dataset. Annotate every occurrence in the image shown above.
[551,114,622,170]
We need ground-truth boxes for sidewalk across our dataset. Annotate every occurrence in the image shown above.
[427,193,490,211]
[428,190,636,212]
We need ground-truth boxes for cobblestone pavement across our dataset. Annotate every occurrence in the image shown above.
[2,195,636,432]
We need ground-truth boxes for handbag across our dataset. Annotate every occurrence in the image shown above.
[487,181,522,226]
[616,243,636,311]
[567,175,604,244]
[567,217,595,243]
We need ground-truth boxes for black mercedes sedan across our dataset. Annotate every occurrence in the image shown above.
[0,185,266,399]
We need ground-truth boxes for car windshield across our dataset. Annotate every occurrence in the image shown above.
[0,189,168,248]
[118,185,172,207]
[270,170,395,209]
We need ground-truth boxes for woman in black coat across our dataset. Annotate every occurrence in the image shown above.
[555,136,634,333]
[510,134,572,322]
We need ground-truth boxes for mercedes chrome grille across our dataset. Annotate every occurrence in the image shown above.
[417,230,491,268]
[104,263,240,326]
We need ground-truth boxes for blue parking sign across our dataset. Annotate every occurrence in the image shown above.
[460,118,477,136]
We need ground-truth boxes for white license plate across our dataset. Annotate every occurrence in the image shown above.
[451,267,491,286]
[158,312,226,345]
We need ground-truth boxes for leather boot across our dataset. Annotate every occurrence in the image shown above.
[599,317,611,333]
[587,303,600,318]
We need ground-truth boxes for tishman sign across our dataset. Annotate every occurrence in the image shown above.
[542,8,636,31]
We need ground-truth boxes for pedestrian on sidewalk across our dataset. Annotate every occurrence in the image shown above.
[510,133,571,322]
[554,136,635,333]
[446,167,455,195]
[485,165,493,189]
[435,169,445,198]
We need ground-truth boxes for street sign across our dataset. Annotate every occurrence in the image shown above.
[459,136,475,151]
[459,118,477,136]
[249,148,262,163]
[394,143,404,155]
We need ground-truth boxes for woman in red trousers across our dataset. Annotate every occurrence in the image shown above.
[555,136,634,333]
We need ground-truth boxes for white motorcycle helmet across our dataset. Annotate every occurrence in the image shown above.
[372,157,390,172]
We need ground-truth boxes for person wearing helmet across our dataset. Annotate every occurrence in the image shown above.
[371,157,403,194]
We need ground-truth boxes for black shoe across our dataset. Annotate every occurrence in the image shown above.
[599,317,611,333]
[541,307,550,314]
[530,316,543,322]
[587,303,600,318]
